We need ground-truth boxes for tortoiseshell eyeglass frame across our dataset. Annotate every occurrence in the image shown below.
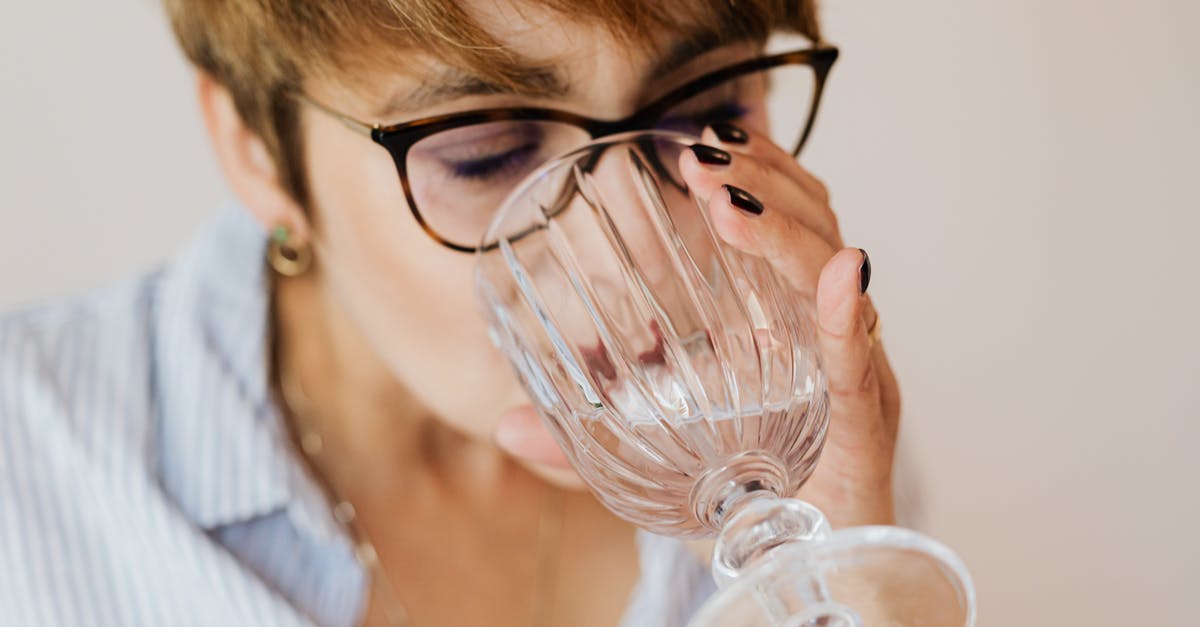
[301,45,839,253]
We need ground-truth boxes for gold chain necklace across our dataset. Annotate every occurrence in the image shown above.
[275,362,563,627]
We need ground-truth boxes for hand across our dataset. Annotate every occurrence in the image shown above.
[680,125,901,527]
[495,125,901,528]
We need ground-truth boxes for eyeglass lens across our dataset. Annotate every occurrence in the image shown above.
[404,64,816,249]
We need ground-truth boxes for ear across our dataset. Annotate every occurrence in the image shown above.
[196,72,311,245]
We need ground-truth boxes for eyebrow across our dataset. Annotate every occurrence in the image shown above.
[376,65,569,118]
[647,29,742,84]
[374,26,751,120]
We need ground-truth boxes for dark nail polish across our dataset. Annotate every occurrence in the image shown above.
[710,122,749,144]
[724,184,764,216]
[690,144,732,166]
[858,248,872,294]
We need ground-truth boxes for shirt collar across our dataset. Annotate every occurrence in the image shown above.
[152,204,341,541]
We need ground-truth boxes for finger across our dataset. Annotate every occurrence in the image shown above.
[858,296,902,424]
[871,332,902,436]
[494,404,588,489]
[815,248,891,463]
[708,122,832,207]
[701,182,836,300]
[703,123,839,243]
[680,142,842,251]
[857,296,901,431]
[494,404,571,467]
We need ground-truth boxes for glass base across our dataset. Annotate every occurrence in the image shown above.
[693,525,977,627]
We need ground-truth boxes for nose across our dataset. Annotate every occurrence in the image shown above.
[563,137,721,293]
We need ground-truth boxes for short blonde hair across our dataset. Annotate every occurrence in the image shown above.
[164,0,822,204]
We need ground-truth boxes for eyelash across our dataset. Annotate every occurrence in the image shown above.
[448,142,539,180]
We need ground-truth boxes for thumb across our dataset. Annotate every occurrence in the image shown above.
[815,248,889,460]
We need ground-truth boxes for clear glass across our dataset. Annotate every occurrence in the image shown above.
[475,132,975,625]
[475,131,827,536]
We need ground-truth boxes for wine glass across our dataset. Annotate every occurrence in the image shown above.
[475,131,975,626]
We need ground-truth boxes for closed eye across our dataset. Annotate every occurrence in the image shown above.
[444,142,540,181]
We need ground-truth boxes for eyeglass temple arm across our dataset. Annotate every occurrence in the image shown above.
[295,94,378,138]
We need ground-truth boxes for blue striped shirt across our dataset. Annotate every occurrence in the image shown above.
[0,206,715,626]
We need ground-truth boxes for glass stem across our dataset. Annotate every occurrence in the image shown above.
[710,495,832,588]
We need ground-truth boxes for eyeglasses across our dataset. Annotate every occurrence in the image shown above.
[302,45,838,253]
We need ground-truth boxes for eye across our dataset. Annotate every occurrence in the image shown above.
[445,142,540,181]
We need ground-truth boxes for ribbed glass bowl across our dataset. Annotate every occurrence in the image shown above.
[475,131,829,537]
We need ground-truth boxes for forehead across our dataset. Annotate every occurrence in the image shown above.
[314,0,770,118]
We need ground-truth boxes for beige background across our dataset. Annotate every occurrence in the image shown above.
[1,0,1197,624]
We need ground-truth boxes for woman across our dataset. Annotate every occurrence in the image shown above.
[0,0,899,625]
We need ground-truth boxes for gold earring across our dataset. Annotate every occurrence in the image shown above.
[267,225,313,277]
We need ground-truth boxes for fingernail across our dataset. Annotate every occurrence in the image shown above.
[690,144,732,166]
[710,122,749,144]
[724,184,764,216]
[858,248,872,294]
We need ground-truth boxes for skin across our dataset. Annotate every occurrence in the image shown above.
[195,2,900,625]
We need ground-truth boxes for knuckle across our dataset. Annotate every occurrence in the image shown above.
[812,177,831,204]
[739,154,774,187]
[766,215,810,261]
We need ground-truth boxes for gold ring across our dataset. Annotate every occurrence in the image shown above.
[866,312,882,346]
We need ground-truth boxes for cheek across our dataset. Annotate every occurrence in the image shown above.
[303,120,528,433]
